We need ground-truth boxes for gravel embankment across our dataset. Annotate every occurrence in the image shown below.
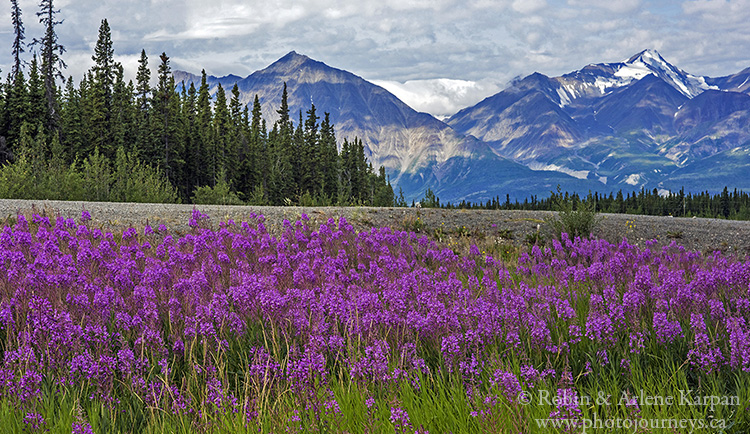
[1,199,749,255]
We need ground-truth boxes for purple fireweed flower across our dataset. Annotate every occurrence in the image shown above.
[24,412,46,431]
[653,312,684,344]
[492,370,523,402]
[597,350,609,366]
[620,358,631,374]
[72,421,95,434]
[169,385,192,415]
[390,406,413,434]
[17,370,43,404]
[709,299,727,322]
[583,361,593,377]
[585,308,615,343]
[726,317,750,371]
[205,377,239,412]
[519,364,541,388]
[365,396,377,409]
[548,370,582,432]
[351,340,390,382]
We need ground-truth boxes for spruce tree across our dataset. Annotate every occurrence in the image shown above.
[135,50,150,112]
[195,70,213,187]
[134,50,152,158]
[10,0,25,79]
[229,84,242,121]
[248,95,264,194]
[92,19,116,108]
[339,138,352,203]
[4,69,28,154]
[27,55,46,134]
[111,64,136,155]
[33,0,66,132]
[151,52,181,187]
[181,82,199,198]
[319,112,339,200]
[228,83,245,189]
[212,84,230,185]
[270,83,294,204]
[354,138,368,202]
[372,165,394,206]
[59,77,82,162]
[292,110,304,193]
[303,104,319,195]
[76,72,100,157]
[90,19,120,157]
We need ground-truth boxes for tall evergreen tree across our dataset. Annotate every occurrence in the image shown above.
[228,84,249,193]
[3,69,28,154]
[110,64,136,154]
[134,49,151,157]
[229,84,242,122]
[27,55,46,132]
[90,19,120,157]
[247,95,264,194]
[92,19,116,105]
[229,84,245,185]
[339,138,352,203]
[59,76,82,162]
[302,104,320,195]
[319,112,339,200]
[292,110,304,192]
[10,0,25,79]
[75,72,104,158]
[212,83,231,185]
[194,70,212,187]
[135,50,150,112]
[151,52,182,186]
[270,83,294,204]
[180,82,198,198]
[33,0,66,132]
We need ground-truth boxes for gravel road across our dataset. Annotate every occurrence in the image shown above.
[1,199,749,255]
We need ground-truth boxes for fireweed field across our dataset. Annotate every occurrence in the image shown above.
[0,209,749,434]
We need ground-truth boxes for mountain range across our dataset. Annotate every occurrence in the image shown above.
[174,49,750,203]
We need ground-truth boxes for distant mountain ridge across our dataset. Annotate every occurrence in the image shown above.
[448,49,750,194]
[175,50,750,202]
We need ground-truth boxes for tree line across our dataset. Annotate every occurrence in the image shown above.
[420,186,750,220]
[0,9,396,206]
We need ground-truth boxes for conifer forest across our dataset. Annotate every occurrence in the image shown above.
[0,11,396,207]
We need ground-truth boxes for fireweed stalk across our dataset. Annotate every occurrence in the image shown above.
[0,208,748,433]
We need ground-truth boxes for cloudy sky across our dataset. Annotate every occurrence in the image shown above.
[1,0,749,117]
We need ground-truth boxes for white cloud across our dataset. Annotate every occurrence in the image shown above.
[512,0,547,14]
[567,0,642,13]
[371,79,501,118]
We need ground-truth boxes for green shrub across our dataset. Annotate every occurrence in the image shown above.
[111,147,178,203]
[192,169,244,205]
[246,184,268,206]
[0,145,178,204]
[545,185,600,239]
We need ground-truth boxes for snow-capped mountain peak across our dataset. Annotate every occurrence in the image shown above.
[552,49,717,107]
[620,49,716,98]
[625,48,669,67]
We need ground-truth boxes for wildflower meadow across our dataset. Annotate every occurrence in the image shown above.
[0,208,749,433]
